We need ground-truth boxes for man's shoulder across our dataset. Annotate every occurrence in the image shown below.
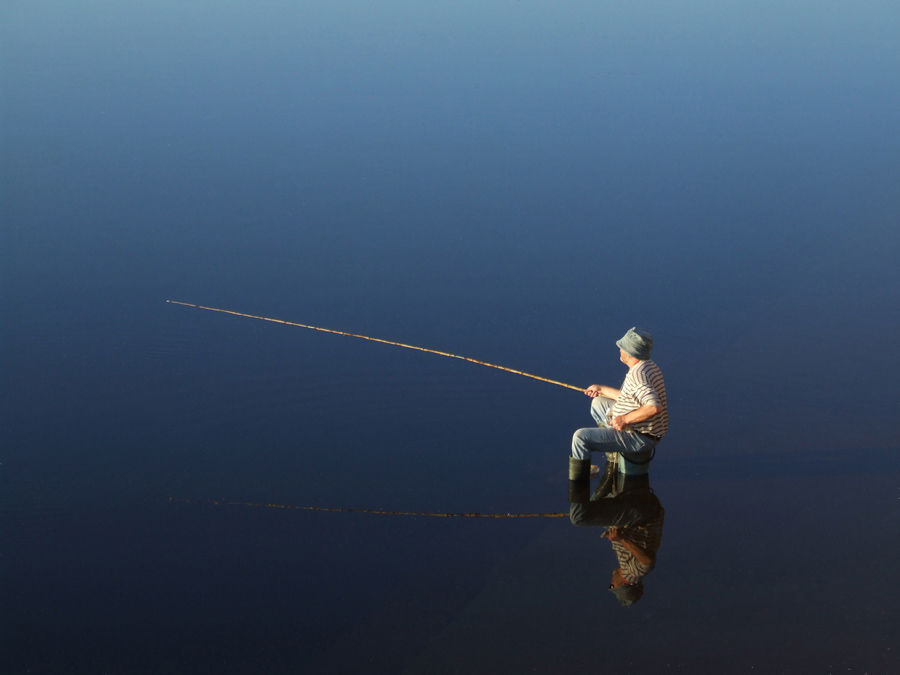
[631,360,665,388]
[634,360,663,375]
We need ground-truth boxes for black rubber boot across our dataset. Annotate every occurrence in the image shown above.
[568,457,591,503]
[569,457,591,481]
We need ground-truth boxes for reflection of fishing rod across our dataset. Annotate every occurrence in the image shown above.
[167,300,582,391]
[170,497,567,518]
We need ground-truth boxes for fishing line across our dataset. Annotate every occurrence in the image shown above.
[170,497,567,518]
[167,300,582,391]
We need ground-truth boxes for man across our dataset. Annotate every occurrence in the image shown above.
[568,327,668,481]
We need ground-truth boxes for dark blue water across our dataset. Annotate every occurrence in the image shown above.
[3,2,899,672]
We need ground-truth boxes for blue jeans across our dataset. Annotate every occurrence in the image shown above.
[571,397,659,462]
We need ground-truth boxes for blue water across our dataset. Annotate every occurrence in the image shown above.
[3,1,899,672]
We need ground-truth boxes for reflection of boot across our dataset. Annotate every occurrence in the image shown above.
[568,458,591,503]
[617,473,651,494]
[591,453,618,477]
[592,461,618,501]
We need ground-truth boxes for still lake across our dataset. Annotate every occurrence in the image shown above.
[2,1,899,672]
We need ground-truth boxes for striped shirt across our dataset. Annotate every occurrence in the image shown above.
[609,359,668,438]
[612,506,665,583]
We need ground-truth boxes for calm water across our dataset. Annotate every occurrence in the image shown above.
[3,1,899,672]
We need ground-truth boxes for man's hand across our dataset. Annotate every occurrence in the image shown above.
[584,385,621,399]
[609,415,629,431]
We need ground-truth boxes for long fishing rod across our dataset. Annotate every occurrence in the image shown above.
[167,300,582,392]
[170,497,568,518]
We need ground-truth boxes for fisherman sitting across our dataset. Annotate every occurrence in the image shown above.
[568,327,668,482]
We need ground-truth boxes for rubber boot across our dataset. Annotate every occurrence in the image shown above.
[568,457,591,503]
[569,457,591,481]
[591,460,618,501]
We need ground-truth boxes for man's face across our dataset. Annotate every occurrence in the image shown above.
[609,567,628,588]
[619,348,629,365]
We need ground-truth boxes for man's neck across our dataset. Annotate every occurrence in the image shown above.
[623,355,641,369]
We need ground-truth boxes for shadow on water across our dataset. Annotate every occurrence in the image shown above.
[570,463,665,608]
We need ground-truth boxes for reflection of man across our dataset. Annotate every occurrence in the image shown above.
[570,469,665,606]
[567,328,668,481]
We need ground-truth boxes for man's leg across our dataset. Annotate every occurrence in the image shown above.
[572,425,654,461]
[572,425,625,461]
[590,396,616,427]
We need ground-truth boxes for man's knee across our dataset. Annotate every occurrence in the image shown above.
[571,429,591,459]
[590,396,611,423]
[572,428,591,445]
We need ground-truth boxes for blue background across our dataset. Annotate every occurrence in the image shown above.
[3,1,899,672]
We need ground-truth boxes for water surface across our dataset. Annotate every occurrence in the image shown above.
[2,1,899,672]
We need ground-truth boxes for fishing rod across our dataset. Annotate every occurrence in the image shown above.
[167,300,582,392]
[170,497,568,519]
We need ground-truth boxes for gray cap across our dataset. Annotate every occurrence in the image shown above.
[609,581,644,606]
[616,327,653,360]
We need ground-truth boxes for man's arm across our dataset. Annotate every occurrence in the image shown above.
[584,384,621,399]
[608,404,662,430]
[604,527,653,565]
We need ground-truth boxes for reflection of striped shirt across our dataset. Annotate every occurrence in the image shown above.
[610,360,668,437]
[612,508,665,583]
